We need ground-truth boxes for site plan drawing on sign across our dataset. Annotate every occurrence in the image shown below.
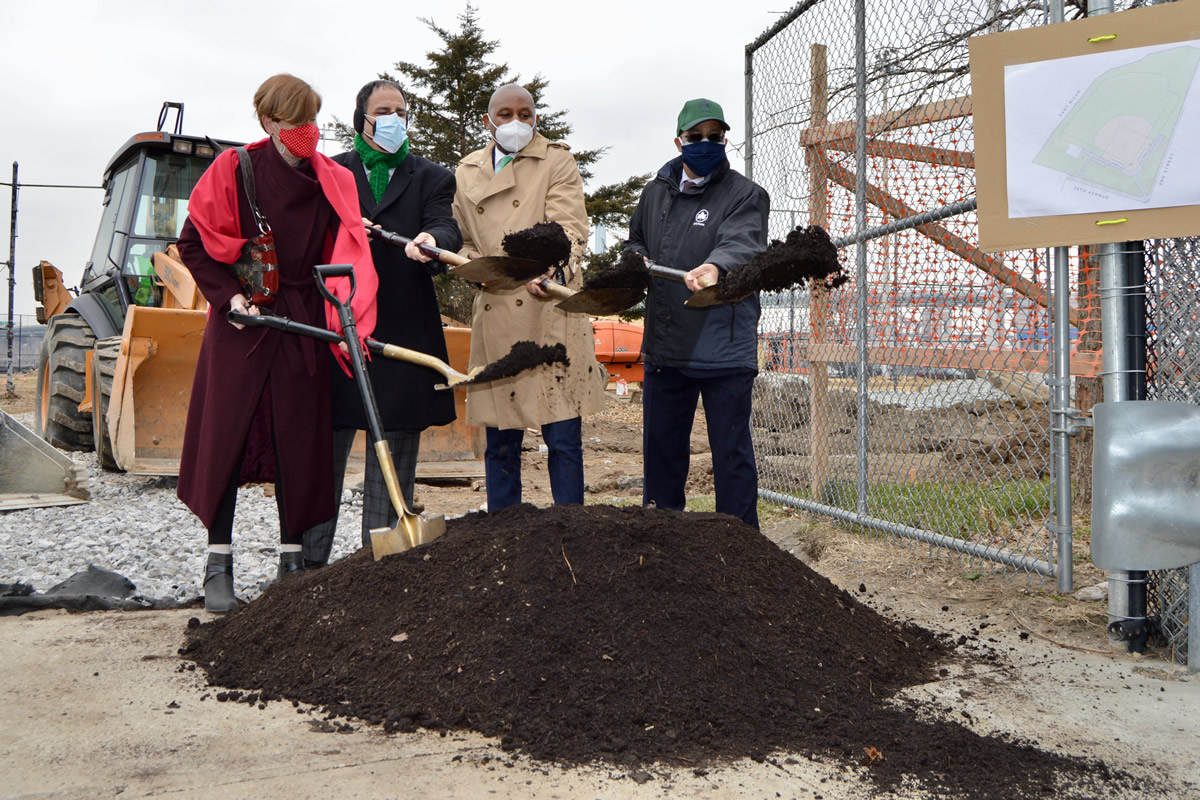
[1005,42,1200,219]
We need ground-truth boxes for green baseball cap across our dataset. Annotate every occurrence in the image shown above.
[676,98,730,135]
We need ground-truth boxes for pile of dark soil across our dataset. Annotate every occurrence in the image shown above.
[467,341,568,386]
[182,505,1147,799]
[502,221,572,268]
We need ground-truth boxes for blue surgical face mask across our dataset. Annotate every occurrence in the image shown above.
[369,113,407,154]
[679,139,727,178]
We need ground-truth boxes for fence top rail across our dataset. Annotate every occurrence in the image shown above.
[746,0,823,55]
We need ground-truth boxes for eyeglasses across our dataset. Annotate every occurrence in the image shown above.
[681,131,725,144]
[370,109,409,121]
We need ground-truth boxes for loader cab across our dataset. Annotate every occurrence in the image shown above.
[80,132,239,333]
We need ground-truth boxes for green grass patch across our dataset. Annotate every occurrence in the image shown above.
[766,477,1052,540]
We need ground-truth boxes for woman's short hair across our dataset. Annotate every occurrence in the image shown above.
[254,74,322,127]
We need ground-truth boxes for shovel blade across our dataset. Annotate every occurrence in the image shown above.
[452,256,546,285]
[556,288,646,315]
[684,285,733,308]
[369,513,448,560]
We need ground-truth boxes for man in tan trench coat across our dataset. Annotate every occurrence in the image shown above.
[453,84,607,512]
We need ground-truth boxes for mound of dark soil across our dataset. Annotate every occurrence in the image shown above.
[182,505,1148,798]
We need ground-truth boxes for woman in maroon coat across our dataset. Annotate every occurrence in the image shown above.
[177,74,377,613]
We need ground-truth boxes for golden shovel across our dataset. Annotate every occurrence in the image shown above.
[313,264,445,558]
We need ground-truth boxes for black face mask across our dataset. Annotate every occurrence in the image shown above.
[680,140,727,177]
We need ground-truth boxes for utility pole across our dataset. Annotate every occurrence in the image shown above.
[5,162,16,399]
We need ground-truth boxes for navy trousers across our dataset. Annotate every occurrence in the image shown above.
[642,364,759,529]
[485,417,584,512]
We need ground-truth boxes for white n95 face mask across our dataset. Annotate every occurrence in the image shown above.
[493,119,534,153]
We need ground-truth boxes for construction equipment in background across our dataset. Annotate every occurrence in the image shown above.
[27,102,487,482]
[417,319,485,478]
[592,320,644,384]
[32,103,234,473]
[0,410,88,510]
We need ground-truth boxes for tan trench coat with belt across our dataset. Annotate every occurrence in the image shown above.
[453,133,607,430]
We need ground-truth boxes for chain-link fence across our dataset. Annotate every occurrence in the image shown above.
[1,315,44,373]
[746,0,1079,577]
[745,0,1194,662]
[1145,237,1198,665]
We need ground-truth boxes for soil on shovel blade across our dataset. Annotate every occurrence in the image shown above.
[719,224,847,301]
[182,505,1149,799]
[502,221,573,268]
[467,341,569,385]
[581,249,653,292]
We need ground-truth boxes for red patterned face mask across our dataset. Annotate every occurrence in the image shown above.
[277,123,319,159]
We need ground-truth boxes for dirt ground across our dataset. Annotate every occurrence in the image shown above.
[2,372,1199,798]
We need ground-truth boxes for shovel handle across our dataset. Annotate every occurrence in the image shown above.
[648,262,715,289]
[366,225,468,267]
[228,310,467,384]
[537,280,575,301]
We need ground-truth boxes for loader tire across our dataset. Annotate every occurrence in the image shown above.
[35,314,96,452]
[91,336,121,471]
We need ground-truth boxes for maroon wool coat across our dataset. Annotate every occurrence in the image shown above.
[176,144,342,537]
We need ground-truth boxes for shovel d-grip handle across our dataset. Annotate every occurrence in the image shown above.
[309,265,388,445]
[366,225,468,267]
[314,263,356,305]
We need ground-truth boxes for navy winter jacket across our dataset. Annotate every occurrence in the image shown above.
[625,156,769,371]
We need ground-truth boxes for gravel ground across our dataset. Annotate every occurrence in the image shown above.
[757,372,1013,410]
[1,411,364,604]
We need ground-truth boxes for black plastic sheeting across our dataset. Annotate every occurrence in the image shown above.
[0,565,188,615]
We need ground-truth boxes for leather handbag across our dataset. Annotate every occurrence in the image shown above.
[226,147,279,305]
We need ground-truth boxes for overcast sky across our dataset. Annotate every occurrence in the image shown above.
[1,0,790,318]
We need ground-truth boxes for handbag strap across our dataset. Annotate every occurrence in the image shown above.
[235,147,270,234]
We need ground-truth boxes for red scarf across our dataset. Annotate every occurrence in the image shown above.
[186,138,378,373]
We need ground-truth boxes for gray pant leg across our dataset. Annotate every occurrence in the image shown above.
[360,430,421,547]
[301,427,356,565]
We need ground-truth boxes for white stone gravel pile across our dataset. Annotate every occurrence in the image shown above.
[1,413,363,604]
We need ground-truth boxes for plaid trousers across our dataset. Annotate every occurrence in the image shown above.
[301,427,420,564]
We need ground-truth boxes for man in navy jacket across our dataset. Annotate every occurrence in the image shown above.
[625,98,769,528]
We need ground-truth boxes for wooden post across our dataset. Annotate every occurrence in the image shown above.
[806,44,833,500]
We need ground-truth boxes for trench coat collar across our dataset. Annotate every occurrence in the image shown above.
[460,132,553,204]
[344,150,416,220]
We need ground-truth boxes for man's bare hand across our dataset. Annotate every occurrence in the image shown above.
[526,267,557,298]
[405,232,438,263]
[684,263,719,293]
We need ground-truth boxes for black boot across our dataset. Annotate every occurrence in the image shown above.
[278,550,306,580]
[303,558,327,570]
[203,553,238,613]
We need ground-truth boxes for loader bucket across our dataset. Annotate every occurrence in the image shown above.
[0,410,89,510]
[416,324,486,479]
[107,305,206,475]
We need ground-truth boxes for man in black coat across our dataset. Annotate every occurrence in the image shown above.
[625,98,769,529]
[302,79,463,567]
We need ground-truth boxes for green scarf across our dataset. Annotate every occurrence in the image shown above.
[353,133,409,202]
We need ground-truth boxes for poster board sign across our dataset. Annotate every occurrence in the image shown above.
[970,2,1200,252]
